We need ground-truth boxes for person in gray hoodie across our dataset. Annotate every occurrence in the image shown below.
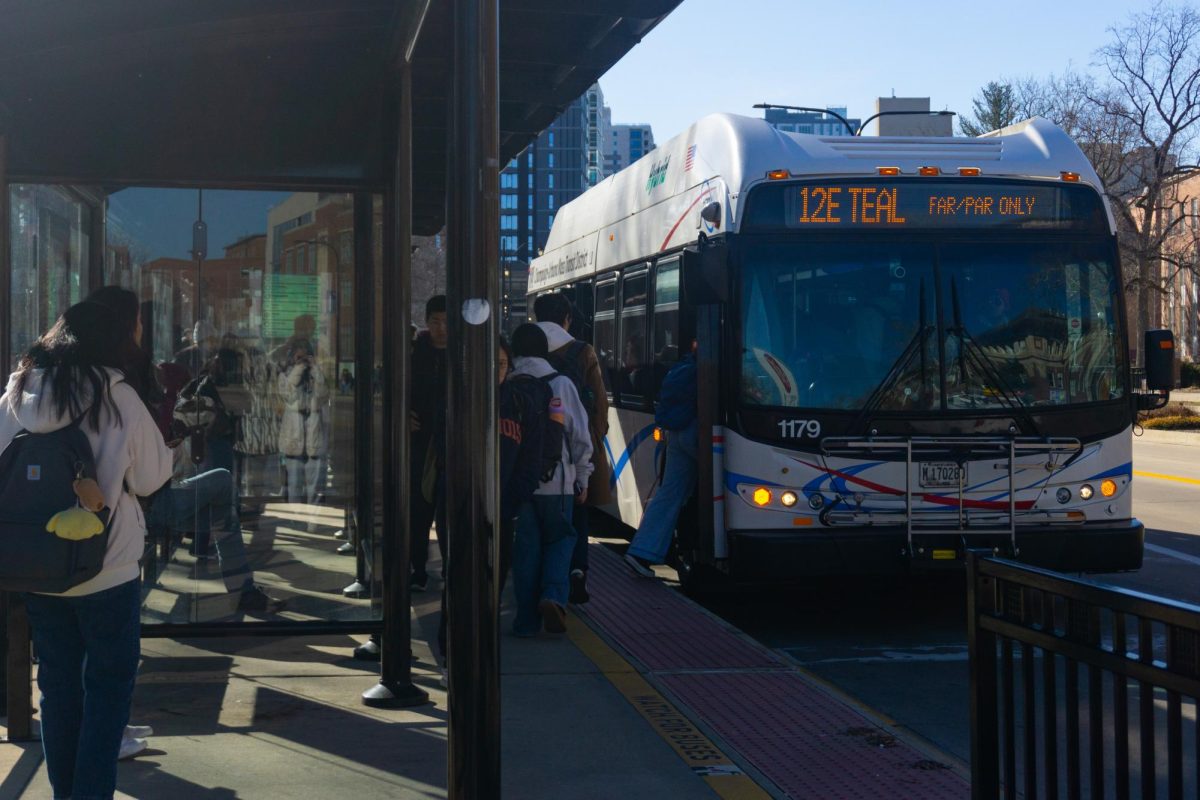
[507,324,593,635]
[0,301,172,800]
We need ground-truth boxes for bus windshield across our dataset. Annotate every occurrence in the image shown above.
[740,240,1126,412]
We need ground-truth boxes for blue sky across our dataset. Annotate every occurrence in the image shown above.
[600,0,1162,142]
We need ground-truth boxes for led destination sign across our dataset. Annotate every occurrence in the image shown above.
[744,180,1107,232]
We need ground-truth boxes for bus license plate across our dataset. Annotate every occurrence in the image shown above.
[920,462,962,489]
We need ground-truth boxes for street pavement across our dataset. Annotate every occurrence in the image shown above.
[697,432,1200,769]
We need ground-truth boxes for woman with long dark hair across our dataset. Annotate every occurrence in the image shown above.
[0,301,172,800]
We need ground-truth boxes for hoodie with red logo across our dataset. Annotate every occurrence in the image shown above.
[510,356,593,496]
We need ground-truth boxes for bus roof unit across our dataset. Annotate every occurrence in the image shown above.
[529,113,1110,292]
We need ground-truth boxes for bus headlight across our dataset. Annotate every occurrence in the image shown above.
[753,487,772,506]
[808,494,824,510]
[781,491,799,508]
[1056,487,1071,504]
[1079,484,1095,501]
[1100,479,1118,498]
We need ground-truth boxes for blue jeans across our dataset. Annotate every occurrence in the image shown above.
[512,495,577,636]
[628,420,698,564]
[148,469,253,592]
[24,579,141,800]
[285,455,326,505]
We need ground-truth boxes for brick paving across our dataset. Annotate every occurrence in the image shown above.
[580,544,970,799]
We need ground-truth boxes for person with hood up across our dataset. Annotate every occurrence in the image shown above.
[0,301,173,800]
[507,323,593,636]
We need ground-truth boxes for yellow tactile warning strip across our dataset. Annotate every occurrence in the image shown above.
[567,613,774,800]
[1134,469,1200,487]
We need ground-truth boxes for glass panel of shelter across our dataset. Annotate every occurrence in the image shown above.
[96,187,380,625]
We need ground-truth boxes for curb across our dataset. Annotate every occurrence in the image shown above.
[1135,428,1200,445]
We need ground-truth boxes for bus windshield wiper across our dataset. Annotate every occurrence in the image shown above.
[850,278,932,434]
[948,279,1041,437]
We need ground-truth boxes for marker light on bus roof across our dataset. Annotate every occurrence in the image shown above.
[766,169,790,180]
[1061,171,1081,182]
[918,166,940,176]
[877,167,901,176]
[958,167,982,176]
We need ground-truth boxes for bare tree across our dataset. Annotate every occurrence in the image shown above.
[1093,2,1200,347]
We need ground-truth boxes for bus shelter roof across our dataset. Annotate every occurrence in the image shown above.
[0,0,680,233]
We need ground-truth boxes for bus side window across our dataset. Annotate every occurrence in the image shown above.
[594,280,617,397]
[571,279,594,343]
[618,270,651,408]
[651,259,681,399]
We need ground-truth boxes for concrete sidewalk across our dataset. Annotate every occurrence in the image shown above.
[3,541,971,799]
[2,576,726,800]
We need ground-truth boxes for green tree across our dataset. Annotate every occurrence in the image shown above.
[959,81,1019,136]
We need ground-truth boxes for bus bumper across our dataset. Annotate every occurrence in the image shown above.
[726,520,1145,580]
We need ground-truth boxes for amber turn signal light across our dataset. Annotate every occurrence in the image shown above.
[877,166,900,176]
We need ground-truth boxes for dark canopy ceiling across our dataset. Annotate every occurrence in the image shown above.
[0,0,680,233]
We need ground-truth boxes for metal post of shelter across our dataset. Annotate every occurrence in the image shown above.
[364,64,429,709]
[0,133,31,742]
[445,0,501,793]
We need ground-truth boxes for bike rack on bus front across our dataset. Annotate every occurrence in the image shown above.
[820,436,1083,560]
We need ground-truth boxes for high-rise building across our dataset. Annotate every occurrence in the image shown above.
[500,85,607,330]
[873,97,953,137]
[609,123,656,174]
[763,107,860,137]
[585,84,610,188]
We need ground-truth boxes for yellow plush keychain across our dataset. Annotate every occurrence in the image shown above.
[46,478,107,541]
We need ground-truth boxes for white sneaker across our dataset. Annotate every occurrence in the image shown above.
[118,736,148,760]
[125,724,154,739]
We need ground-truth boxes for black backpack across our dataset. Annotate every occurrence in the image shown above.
[0,418,112,592]
[507,373,566,485]
[547,340,595,416]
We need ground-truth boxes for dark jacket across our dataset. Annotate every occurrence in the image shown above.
[411,332,447,468]
[498,381,531,520]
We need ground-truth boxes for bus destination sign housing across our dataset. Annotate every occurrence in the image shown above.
[744,179,1108,233]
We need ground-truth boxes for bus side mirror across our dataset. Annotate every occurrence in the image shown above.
[1144,329,1175,392]
[682,242,728,304]
[1136,329,1174,412]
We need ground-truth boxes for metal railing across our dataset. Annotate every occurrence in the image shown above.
[968,555,1200,799]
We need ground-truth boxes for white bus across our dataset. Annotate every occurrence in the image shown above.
[528,113,1170,590]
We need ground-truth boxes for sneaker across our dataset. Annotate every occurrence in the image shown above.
[624,552,656,578]
[336,541,354,555]
[539,599,567,633]
[237,585,278,613]
[569,569,590,604]
[124,724,154,739]
[332,528,347,540]
[411,575,428,593]
[353,639,381,661]
[118,736,148,760]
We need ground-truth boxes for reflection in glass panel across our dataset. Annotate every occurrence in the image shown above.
[618,272,650,404]
[940,242,1126,408]
[10,185,91,366]
[101,188,380,625]
[740,242,938,411]
[594,281,616,394]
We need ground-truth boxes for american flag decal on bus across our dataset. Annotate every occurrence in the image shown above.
[684,144,696,172]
